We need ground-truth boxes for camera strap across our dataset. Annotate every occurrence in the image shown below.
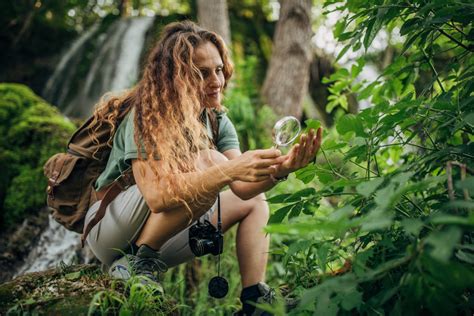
[208,192,229,299]
[217,193,222,274]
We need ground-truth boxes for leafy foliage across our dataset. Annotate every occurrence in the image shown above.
[225,56,276,151]
[266,1,474,314]
[0,83,75,228]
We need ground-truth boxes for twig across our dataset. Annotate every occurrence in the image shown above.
[438,28,473,52]
[420,46,446,93]
[447,161,454,201]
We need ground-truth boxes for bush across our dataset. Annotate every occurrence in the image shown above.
[0,83,75,228]
[264,1,474,314]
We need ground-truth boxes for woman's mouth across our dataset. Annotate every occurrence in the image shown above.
[207,91,220,98]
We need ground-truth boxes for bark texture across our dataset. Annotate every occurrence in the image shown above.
[197,0,231,46]
[308,49,359,127]
[261,0,312,118]
[308,49,336,127]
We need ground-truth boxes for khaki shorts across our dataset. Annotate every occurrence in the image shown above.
[85,185,216,267]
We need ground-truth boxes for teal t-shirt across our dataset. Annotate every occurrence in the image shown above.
[95,110,240,190]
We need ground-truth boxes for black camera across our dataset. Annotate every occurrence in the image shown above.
[189,219,223,257]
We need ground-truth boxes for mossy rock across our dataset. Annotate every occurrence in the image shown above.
[0,83,76,229]
[0,264,104,315]
[0,264,177,315]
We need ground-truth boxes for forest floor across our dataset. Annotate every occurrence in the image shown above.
[0,264,178,315]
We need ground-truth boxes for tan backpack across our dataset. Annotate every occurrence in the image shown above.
[43,108,219,246]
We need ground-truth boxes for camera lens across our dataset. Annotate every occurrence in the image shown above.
[190,238,215,257]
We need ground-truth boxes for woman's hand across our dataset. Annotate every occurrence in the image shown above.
[226,148,285,182]
[274,127,323,178]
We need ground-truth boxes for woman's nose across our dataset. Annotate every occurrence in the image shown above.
[208,72,221,89]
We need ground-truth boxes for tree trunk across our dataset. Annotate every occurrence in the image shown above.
[118,0,131,17]
[197,0,231,46]
[308,49,359,127]
[308,49,335,127]
[261,0,312,118]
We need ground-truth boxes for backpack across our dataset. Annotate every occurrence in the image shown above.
[43,108,220,245]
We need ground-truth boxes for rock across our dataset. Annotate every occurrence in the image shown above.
[0,264,178,315]
[0,208,49,283]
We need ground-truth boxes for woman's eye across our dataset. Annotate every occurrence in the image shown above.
[200,70,209,78]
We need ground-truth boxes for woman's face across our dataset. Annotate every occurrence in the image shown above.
[193,41,225,108]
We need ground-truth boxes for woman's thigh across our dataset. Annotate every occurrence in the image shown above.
[85,185,150,266]
[86,184,218,268]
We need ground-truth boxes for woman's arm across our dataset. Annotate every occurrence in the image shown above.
[224,149,278,200]
[225,127,323,200]
[132,148,284,214]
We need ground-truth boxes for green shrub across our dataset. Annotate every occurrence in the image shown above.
[224,56,276,151]
[264,1,474,314]
[0,83,75,228]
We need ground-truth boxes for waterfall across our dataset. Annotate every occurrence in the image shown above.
[15,17,155,277]
[14,215,81,276]
[65,16,155,118]
[42,23,100,109]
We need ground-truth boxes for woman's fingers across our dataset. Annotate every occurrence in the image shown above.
[302,129,316,163]
[292,127,323,167]
[258,148,282,159]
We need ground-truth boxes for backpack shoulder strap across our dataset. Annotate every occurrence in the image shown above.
[81,167,135,247]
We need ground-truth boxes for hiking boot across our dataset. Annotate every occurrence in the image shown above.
[235,282,276,316]
[108,244,167,289]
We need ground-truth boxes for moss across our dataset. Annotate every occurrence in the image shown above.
[0,264,177,315]
[0,265,100,314]
[0,83,76,228]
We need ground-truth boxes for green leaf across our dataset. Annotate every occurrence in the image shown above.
[400,18,420,36]
[65,271,81,281]
[317,244,330,272]
[401,218,424,236]
[356,177,384,197]
[336,114,366,137]
[268,204,293,224]
[334,20,347,38]
[358,82,378,100]
[304,119,321,131]
[328,205,354,221]
[284,240,313,265]
[464,112,474,128]
[289,203,303,219]
[425,226,462,263]
[285,188,316,202]
[361,209,394,231]
[351,58,365,78]
[363,15,383,50]
[315,170,334,184]
[430,214,474,226]
[340,289,363,311]
[336,44,351,61]
[401,32,420,55]
[322,138,346,151]
[266,193,292,204]
[295,164,317,184]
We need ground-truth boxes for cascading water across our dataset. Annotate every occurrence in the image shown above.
[42,23,100,108]
[14,216,81,276]
[15,16,155,277]
[65,16,154,117]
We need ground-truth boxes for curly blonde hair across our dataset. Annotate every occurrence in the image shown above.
[90,21,233,216]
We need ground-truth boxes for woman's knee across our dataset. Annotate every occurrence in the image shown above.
[248,193,270,220]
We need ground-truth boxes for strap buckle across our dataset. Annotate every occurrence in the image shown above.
[114,167,135,190]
